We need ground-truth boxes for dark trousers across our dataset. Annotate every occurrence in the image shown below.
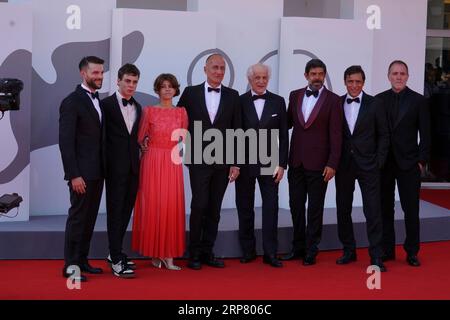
[188,166,229,258]
[288,165,328,256]
[381,158,421,257]
[106,172,139,264]
[64,179,103,267]
[235,168,279,256]
[335,159,383,259]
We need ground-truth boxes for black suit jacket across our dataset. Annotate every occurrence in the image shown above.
[339,92,389,171]
[177,82,241,168]
[101,93,142,177]
[239,90,288,176]
[375,87,431,170]
[59,85,103,181]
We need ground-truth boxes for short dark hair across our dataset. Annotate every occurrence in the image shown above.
[78,56,104,71]
[388,60,409,74]
[153,73,180,97]
[344,65,366,81]
[118,63,140,80]
[305,59,327,74]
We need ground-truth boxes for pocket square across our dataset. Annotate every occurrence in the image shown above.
[271,114,278,117]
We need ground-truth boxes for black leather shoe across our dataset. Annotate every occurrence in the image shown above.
[280,250,305,261]
[79,263,103,274]
[263,255,283,268]
[187,257,202,270]
[406,255,421,267]
[302,254,316,266]
[62,268,87,282]
[336,251,357,265]
[240,252,257,264]
[370,258,387,272]
[202,255,225,268]
[382,253,396,262]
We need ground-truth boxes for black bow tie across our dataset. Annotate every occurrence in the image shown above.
[346,97,360,104]
[252,93,268,101]
[208,87,220,93]
[305,90,319,98]
[122,97,134,107]
[84,89,99,100]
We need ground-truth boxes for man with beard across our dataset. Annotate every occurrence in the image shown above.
[59,56,105,282]
[282,59,343,265]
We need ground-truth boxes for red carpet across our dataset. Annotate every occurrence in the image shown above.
[1,241,450,300]
[420,189,450,210]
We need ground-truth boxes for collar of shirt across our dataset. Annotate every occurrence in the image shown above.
[115,91,135,107]
[81,83,98,99]
[251,90,267,98]
[345,91,363,105]
[205,81,222,94]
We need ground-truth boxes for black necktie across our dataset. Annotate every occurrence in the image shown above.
[252,93,268,101]
[305,90,318,98]
[208,87,220,93]
[122,97,134,107]
[84,89,99,100]
[346,97,360,104]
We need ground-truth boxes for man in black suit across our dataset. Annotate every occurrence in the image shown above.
[377,60,431,267]
[178,53,241,270]
[282,59,343,266]
[335,65,389,271]
[59,56,105,282]
[102,63,142,278]
[235,63,288,268]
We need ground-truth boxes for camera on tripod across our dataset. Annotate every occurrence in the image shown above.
[0,78,23,118]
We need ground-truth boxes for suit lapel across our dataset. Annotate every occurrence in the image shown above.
[394,88,410,129]
[341,96,352,136]
[305,87,327,129]
[259,93,273,128]
[198,83,212,126]
[131,101,142,136]
[213,87,225,125]
[110,93,130,135]
[352,92,369,135]
[296,89,306,128]
[243,92,260,127]
[77,85,101,127]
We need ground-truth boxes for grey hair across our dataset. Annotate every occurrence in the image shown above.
[247,63,271,80]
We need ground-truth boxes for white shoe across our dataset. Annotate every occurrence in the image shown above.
[107,254,136,270]
[111,261,135,278]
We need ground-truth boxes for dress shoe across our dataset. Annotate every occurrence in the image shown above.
[280,250,305,261]
[187,257,202,270]
[370,258,387,272]
[302,254,316,266]
[406,255,421,267]
[79,263,103,274]
[262,255,283,268]
[62,267,87,282]
[202,255,225,268]
[240,253,257,264]
[336,251,357,265]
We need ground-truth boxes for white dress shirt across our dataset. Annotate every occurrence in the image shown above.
[115,91,137,134]
[81,83,102,122]
[251,90,267,121]
[344,92,363,134]
[204,81,222,123]
[302,86,324,123]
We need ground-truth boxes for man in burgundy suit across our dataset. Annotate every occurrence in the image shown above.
[282,59,343,265]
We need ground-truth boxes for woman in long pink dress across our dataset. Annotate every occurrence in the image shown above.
[132,73,188,270]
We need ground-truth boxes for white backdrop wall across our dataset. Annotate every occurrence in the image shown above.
[0,0,428,219]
